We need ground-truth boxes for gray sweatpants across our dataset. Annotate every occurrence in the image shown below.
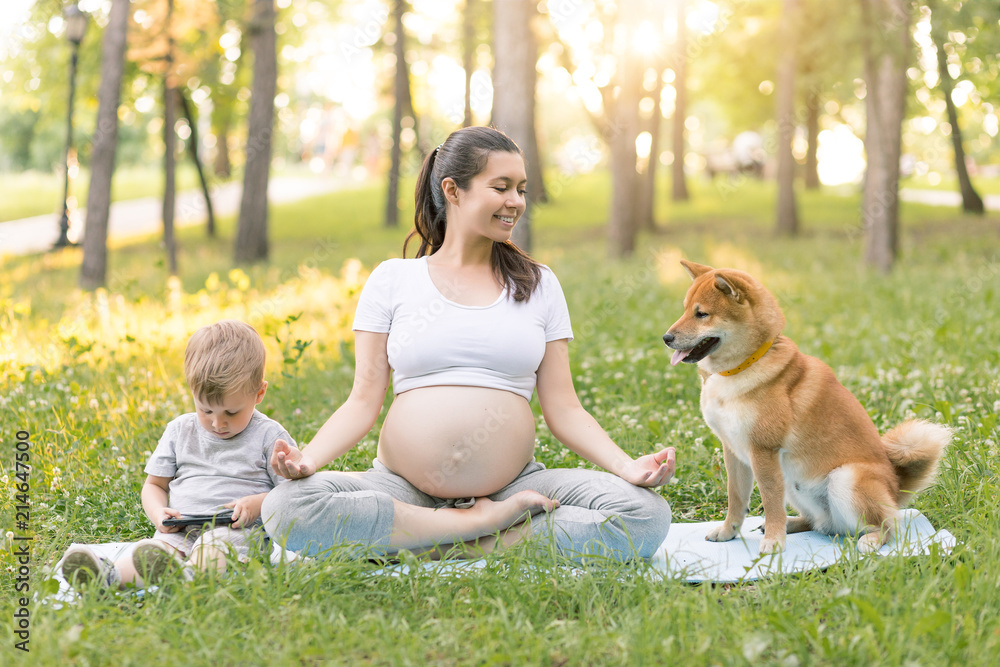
[260,459,671,561]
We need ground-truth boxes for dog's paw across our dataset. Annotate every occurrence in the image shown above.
[856,531,887,553]
[759,535,786,554]
[705,524,738,543]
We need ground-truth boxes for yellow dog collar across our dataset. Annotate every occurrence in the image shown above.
[718,337,777,377]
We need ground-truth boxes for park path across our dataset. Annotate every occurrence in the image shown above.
[899,187,1000,210]
[1,184,995,259]
[0,176,341,258]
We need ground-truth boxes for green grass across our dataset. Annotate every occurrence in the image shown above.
[2,172,1000,664]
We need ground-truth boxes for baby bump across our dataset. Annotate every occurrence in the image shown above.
[377,386,536,498]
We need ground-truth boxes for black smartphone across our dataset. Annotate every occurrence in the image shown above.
[162,511,235,527]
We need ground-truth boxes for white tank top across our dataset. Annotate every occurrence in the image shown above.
[352,257,573,400]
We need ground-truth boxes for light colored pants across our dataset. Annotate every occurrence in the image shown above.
[153,522,267,562]
[261,460,671,561]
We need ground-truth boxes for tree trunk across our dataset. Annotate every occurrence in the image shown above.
[179,90,217,237]
[638,67,664,232]
[79,0,129,290]
[234,0,276,264]
[385,0,408,229]
[860,0,909,273]
[804,89,820,189]
[608,120,640,257]
[775,0,799,236]
[606,0,644,257]
[163,0,178,275]
[462,0,475,128]
[930,18,984,215]
[671,0,690,202]
[214,119,232,178]
[525,74,548,205]
[492,0,540,252]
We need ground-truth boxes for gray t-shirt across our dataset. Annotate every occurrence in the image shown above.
[144,410,292,515]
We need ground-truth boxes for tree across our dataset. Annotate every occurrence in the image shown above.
[605,1,646,257]
[79,0,130,290]
[178,90,217,237]
[775,0,800,235]
[928,0,984,215]
[795,3,864,191]
[385,0,415,229]
[633,2,669,232]
[696,1,864,194]
[803,88,821,189]
[555,0,652,256]
[462,0,476,128]
[671,0,690,202]
[637,61,665,232]
[492,0,543,252]
[163,0,178,275]
[128,0,223,239]
[860,0,910,273]
[234,0,277,264]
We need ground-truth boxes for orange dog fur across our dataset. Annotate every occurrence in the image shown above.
[663,260,952,553]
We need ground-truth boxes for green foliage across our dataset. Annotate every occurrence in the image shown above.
[2,175,1000,663]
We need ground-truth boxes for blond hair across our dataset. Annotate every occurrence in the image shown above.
[184,320,265,403]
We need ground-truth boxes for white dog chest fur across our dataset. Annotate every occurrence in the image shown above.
[700,377,757,465]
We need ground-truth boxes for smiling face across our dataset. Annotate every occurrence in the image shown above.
[443,151,526,244]
[193,383,266,439]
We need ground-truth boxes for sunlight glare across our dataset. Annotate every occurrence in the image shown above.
[547,0,593,31]
[817,125,866,186]
[984,113,998,137]
[427,54,469,122]
[636,131,652,159]
[634,21,659,56]
[468,69,494,117]
[585,19,604,43]
[687,1,721,35]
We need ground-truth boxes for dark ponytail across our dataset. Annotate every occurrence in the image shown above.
[404,126,541,302]
[406,145,446,258]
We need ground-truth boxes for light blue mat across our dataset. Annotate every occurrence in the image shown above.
[651,508,956,583]
[45,509,954,602]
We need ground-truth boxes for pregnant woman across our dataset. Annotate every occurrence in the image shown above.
[261,127,675,560]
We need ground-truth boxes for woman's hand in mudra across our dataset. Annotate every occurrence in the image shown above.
[271,439,317,479]
[618,447,675,488]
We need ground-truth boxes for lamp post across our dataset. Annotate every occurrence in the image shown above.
[54,3,88,248]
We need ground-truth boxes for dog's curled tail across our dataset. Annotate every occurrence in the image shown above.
[882,419,953,507]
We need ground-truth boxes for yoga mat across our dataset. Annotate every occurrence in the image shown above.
[43,509,955,603]
[650,509,956,583]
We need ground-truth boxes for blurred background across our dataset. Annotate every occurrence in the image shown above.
[1,0,997,275]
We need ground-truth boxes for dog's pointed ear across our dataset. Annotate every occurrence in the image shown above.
[714,273,744,302]
[680,260,713,281]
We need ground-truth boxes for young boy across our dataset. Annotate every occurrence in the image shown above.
[62,319,294,588]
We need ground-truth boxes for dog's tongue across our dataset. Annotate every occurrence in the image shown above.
[671,349,690,366]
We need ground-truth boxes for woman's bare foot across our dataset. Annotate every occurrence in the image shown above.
[467,491,559,533]
[388,492,559,550]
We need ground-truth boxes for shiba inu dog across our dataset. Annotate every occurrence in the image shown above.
[663,260,952,553]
